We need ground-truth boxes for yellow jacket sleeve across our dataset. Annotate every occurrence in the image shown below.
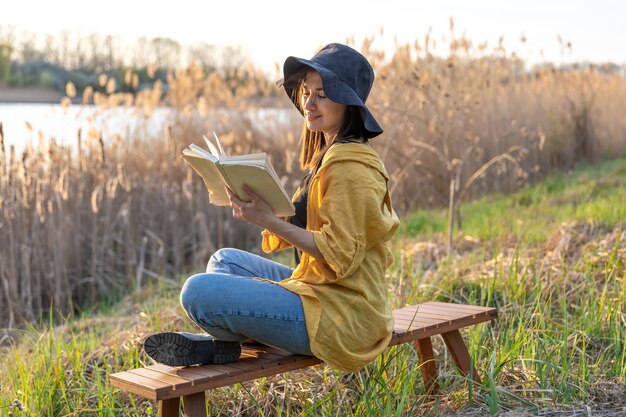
[311,160,392,281]
[261,228,293,253]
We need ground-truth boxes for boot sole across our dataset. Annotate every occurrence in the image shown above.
[144,332,241,367]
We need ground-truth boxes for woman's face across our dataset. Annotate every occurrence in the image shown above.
[301,70,346,139]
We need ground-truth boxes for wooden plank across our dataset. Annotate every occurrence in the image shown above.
[428,301,496,313]
[173,366,235,385]
[194,363,245,377]
[393,315,450,327]
[394,305,455,316]
[150,363,231,382]
[393,311,495,334]
[395,310,464,321]
[157,356,322,400]
[396,303,496,319]
[393,322,439,335]
[221,359,266,373]
[400,301,494,314]
[147,352,311,383]
[110,370,172,400]
[127,367,193,390]
[392,316,447,328]
[390,313,496,346]
[392,313,449,325]
[394,303,497,317]
[408,308,496,322]
[240,356,286,369]
[395,308,467,321]
[393,320,442,333]
[153,364,229,387]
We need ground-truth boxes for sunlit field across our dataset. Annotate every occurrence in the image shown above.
[0,31,625,416]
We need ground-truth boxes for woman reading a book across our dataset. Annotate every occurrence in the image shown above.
[144,43,400,371]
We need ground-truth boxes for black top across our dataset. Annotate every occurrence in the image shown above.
[289,170,314,266]
[288,137,368,266]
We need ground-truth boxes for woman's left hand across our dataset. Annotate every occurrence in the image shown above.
[225,185,276,228]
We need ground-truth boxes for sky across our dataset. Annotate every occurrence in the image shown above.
[1,0,625,75]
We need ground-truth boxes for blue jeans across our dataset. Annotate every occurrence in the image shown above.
[179,248,313,356]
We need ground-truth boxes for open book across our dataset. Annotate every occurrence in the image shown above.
[181,132,295,217]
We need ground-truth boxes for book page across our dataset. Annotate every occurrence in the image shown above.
[181,153,230,205]
[213,131,226,156]
[219,152,267,167]
[202,135,222,159]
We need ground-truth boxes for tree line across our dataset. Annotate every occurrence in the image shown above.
[0,25,253,95]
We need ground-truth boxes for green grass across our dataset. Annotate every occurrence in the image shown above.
[1,156,625,416]
[404,157,626,246]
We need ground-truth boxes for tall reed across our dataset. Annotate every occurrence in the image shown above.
[1,31,625,332]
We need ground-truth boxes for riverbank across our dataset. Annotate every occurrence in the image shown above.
[0,85,64,103]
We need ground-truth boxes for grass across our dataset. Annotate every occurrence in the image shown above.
[1,155,624,416]
[404,157,626,246]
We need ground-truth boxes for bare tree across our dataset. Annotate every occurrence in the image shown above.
[187,42,219,73]
[18,33,41,62]
[131,37,153,69]
[151,37,181,70]
[220,45,250,72]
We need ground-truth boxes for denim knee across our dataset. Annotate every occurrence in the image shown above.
[180,273,214,316]
[211,247,234,261]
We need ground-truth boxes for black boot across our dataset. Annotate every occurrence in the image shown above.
[144,332,241,367]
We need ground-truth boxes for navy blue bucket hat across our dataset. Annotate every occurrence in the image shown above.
[278,43,383,139]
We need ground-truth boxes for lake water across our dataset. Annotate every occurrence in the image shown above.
[0,103,293,153]
[0,103,175,152]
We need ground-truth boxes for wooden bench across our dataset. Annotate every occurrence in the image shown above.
[110,301,497,416]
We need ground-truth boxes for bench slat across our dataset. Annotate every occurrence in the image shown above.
[396,309,466,321]
[397,303,494,317]
[221,358,271,373]
[390,312,497,346]
[429,301,495,313]
[110,370,176,400]
[151,363,227,380]
[395,304,494,319]
[152,363,230,384]
[392,313,485,330]
[392,314,450,326]
[393,303,495,326]
[127,368,194,389]
[156,356,322,400]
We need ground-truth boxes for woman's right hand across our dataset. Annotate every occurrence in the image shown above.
[225,185,276,229]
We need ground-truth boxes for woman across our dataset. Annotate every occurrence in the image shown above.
[144,43,400,372]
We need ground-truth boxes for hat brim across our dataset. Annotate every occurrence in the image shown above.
[279,56,383,139]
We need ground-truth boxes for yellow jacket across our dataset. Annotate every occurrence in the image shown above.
[262,143,400,371]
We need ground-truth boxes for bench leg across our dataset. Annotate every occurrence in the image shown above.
[441,330,481,384]
[182,392,207,417]
[158,398,180,417]
[414,337,439,394]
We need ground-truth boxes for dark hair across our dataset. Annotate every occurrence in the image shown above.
[337,106,367,141]
[291,73,368,171]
